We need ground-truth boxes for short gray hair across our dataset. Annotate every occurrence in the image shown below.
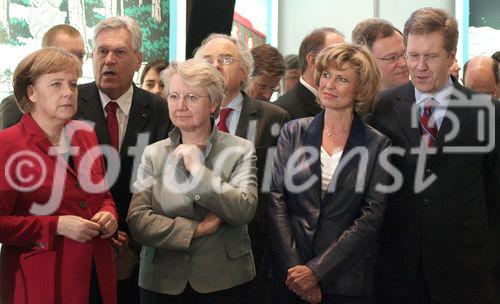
[194,33,254,89]
[94,16,142,52]
[161,59,225,118]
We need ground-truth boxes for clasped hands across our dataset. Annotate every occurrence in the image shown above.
[57,211,117,243]
[286,265,322,304]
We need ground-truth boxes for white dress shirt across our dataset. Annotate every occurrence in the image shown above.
[215,92,244,135]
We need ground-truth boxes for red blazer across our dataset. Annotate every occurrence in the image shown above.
[0,114,117,304]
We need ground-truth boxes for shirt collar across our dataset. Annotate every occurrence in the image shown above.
[99,85,134,116]
[300,76,318,96]
[167,122,217,159]
[415,76,454,108]
[222,91,244,112]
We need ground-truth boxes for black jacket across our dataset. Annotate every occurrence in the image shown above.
[267,111,390,296]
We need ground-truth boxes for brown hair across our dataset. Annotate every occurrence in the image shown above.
[298,27,344,74]
[250,44,285,77]
[403,7,458,55]
[140,58,169,85]
[352,18,402,50]
[314,43,381,116]
[41,24,82,48]
[13,47,82,113]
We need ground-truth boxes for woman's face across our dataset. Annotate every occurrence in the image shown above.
[167,73,216,132]
[318,64,358,112]
[28,71,78,124]
[141,68,165,97]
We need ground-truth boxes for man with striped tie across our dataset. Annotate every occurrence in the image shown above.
[369,7,500,304]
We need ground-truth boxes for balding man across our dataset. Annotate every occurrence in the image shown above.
[463,55,500,98]
[352,18,409,90]
[274,28,345,119]
[0,24,86,129]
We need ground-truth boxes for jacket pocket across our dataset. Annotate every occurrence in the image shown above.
[20,250,56,303]
[224,237,255,284]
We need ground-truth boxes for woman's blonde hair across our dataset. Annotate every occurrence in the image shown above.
[314,43,381,116]
[13,47,82,113]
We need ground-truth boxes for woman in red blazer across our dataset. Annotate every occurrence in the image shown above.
[0,48,118,303]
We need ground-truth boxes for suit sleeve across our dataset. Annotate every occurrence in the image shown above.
[188,141,258,226]
[0,140,58,251]
[306,138,391,283]
[268,124,303,271]
[127,145,199,251]
[0,95,23,130]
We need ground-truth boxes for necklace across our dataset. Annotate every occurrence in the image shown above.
[326,129,349,137]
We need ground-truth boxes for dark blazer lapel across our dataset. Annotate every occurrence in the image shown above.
[235,92,257,141]
[393,83,421,148]
[434,83,472,149]
[77,82,111,146]
[121,85,152,157]
[303,111,323,204]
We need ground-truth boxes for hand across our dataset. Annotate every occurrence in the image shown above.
[57,215,101,243]
[193,212,223,238]
[110,230,129,258]
[286,265,320,298]
[91,211,118,238]
[301,285,321,304]
[173,144,204,174]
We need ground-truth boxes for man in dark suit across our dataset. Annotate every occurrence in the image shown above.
[0,24,86,129]
[274,28,344,119]
[369,8,500,304]
[195,33,289,302]
[75,16,171,304]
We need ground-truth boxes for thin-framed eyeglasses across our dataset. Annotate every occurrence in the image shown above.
[167,92,209,103]
[405,53,441,64]
[202,54,236,65]
[376,53,406,63]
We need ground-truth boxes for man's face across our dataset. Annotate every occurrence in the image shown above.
[371,32,409,89]
[248,74,282,101]
[93,28,142,99]
[197,38,247,103]
[52,33,86,63]
[406,32,455,94]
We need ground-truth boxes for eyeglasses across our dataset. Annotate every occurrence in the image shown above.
[376,53,406,63]
[167,92,209,103]
[202,54,236,65]
[254,82,280,93]
[405,53,441,64]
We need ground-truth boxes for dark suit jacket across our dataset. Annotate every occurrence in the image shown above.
[75,82,172,236]
[233,92,289,272]
[274,81,321,120]
[368,81,500,304]
[268,111,390,296]
[0,94,23,130]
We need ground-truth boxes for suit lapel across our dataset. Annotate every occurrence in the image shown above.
[235,92,257,141]
[296,82,321,116]
[393,83,421,148]
[76,82,111,146]
[302,111,323,206]
[121,86,152,157]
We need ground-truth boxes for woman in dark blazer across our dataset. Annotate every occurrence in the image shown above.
[0,48,118,304]
[267,43,390,304]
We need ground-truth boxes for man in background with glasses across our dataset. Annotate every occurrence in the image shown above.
[0,24,86,130]
[246,44,285,102]
[195,33,289,303]
[352,17,409,91]
[369,7,500,304]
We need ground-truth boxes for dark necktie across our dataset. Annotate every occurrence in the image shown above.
[105,101,119,151]
[217,108,233,133]
[420,98,438,146]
